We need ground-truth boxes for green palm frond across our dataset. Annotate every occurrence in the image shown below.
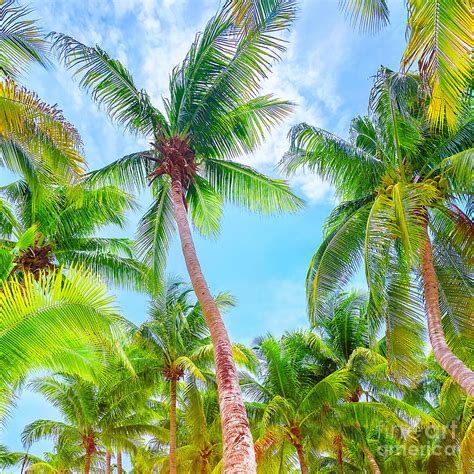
[203,158,302,214]
[172,2,296,150]
[339,0,390,33]
[135,179,175,281]
[0,0,50,78]
[186,175,223,237]
[0,266,125,390]
[283,122,384,199]
[50,34,167,137]
[307,202,371,321]
[87,151,155,193]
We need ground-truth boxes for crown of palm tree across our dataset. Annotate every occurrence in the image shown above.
[0,176,148,289]
[282,66,473,393]
[49,1,302,279]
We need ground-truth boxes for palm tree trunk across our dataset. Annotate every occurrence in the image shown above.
[421,231,474,397]
[170,170,256,473]
[363,447,380,474]
[84,449,91,474]
[294,442,309,474]
[117,450,122,474]
[106,450,111,474]
[334,434,343,474]
[170,378,177,474]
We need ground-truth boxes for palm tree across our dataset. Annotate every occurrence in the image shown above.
[133,278,255,473]
[22,374,162,474]
[0,177,146,289]
[134,279,208,474]
[49,2,300,469]
[0,2,84,184]
[282,66,473,396]
[0,266,127,425]
[242,332,353,473]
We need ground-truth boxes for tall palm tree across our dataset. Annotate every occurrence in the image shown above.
[0,266,127,425]
[282,66,473,395]
[135,279,209,474]
[49,2,300,469]
[0,177,146,289]
[22,374,162,474]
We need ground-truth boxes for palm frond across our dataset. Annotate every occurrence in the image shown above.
[0,0,50,78]
[203,157,302,214]
[339,0,390,33]
[49,33,167,136]
[402,0,473,129]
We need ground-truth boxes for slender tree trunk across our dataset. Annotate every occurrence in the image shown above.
[334,434,343,474]
[106,450,112,474]
[294,442,309,474]
[363,447,380,474]
[84,449,91,474]
[421,231,474,397]
[117,451,122,474]
[169,378,177,474]
[170,170,256,473]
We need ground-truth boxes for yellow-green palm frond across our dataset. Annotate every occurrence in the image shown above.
[0,78,85,178]
[402,0,473,129]
[0,266,126,408]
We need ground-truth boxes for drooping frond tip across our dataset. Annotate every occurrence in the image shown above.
[0,0,51,78]
[339,0,390,34]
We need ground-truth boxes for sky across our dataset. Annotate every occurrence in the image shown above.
[2,0,408,466]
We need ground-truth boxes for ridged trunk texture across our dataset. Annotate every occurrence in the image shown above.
[105,450,111,474]
[117,451,123,474]
[84,450,91,474]
[294,442,309,474]
[421,231,474,397]
[170,169,256,473]
[363,447,381,474]
[169,377,177,474]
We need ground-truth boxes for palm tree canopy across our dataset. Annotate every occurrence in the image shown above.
[282,66,473,381]
[0,177,148,290]
[48,1,302,281]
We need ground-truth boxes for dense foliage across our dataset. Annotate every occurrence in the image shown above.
[0,0,472,473]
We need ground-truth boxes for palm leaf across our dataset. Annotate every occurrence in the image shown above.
[402,0,473,129]
[50,33,167,136]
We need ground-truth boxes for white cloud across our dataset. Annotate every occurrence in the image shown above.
[291,173,333,204]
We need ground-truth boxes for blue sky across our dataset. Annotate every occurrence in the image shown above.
[2,0,408,464]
